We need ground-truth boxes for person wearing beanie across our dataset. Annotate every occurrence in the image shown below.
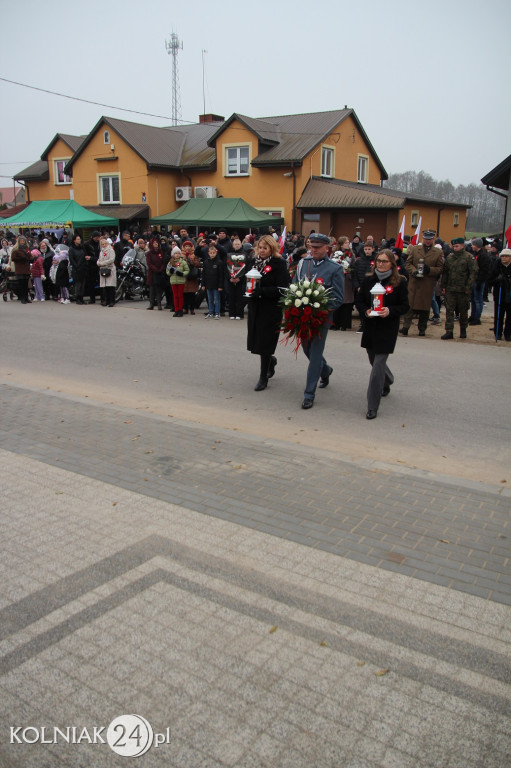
[468,238,491,325]
[440,237,476,340]
[30,248,45,301]
[488,248,511,341]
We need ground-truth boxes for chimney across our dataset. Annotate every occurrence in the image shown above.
[199,113,225,124]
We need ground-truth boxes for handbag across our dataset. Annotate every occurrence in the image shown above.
[100,267,111,277]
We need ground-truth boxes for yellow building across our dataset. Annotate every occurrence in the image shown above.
[14,109,469,242]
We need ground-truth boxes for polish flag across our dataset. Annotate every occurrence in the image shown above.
[278,226,287,254]
[395,215,405,251]
[506,224,511,249]
[411,217,422,246]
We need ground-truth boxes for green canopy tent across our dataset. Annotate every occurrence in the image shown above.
[0,199,119,229]
[151,198,283,229]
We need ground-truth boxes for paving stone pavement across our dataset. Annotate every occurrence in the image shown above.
[1,381,511,767]
[1,382,510,605]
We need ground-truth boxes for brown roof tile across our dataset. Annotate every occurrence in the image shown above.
[298,178,404,209]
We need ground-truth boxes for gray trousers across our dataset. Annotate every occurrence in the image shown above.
[301,327,330,399]
[366,350,394,412]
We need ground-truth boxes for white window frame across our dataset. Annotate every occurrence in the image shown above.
[357,154,369,183]
[411,210,419,227]
[99,174,120,204]
[103,130,110,144]
[453,212,459,226]
[321,146,334,178]
[224,145,250,176]
[258,208,284,219]
[54,159,71,185]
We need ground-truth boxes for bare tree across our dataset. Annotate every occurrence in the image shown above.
[384,172,505,232]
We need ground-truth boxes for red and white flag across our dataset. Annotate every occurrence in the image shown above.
[395,215,405,251]
[278,226,287,255]
[506,224,511,249]
[411,217,422,246]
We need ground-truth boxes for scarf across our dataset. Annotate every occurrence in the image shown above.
[254,256,269,273]
[375,268,392,280]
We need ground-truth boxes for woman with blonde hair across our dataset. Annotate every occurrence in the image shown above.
[247,234,290,391]
[355,249,409,419]
[98,237,117,307]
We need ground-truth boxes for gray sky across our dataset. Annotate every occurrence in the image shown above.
[1,0,510,189]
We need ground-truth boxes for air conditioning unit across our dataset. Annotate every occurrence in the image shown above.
[194,186,217,199]
[175,186,192,202]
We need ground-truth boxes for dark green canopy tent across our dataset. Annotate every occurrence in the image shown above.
[151,198,283,228]
[0,199,119,228]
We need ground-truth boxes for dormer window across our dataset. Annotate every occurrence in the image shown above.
[225,146,250,176]
[103,130,110,144]
[54,159,71,185]
[321,147,334,178]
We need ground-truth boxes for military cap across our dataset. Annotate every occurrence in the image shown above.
[422,229,437,239]
[308,233,330,244]
[451,237,464,245]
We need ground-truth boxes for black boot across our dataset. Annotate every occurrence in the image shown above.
[255,354,270,390]
[267,356,277,379]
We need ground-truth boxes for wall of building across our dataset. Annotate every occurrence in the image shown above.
[70,124,148,208]
[27,138,77,201]
[401,201,468,243]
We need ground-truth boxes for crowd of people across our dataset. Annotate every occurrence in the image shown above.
[1,223,509,417]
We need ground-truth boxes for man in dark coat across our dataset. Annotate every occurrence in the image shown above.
[84,231,100,303]
[114,231,132,269]
[468,238,491,325]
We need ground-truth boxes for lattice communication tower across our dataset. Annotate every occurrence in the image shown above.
[165,32,183,126]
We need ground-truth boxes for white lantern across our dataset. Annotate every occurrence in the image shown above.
[244,267,262,297]
[369,282,386,315]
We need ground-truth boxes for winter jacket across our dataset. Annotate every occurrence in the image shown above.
[404,244,444,311]
[351,253,375,292]
[441,249,476,293]
[489,260,511,306]
[97,245,117,288]
[294,255,344,311]
[10,246,31,275]
[146,249,165,287]
[168,255,190,285]
[247,257,290,356]
[30,256,44,278]
[472,248,492,286]
[356,273,409,355]
[202,255,225,290]
[68,244,87,279]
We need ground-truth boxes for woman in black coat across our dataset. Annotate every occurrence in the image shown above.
[355,249,409,419]
[247,234,290,391]
[68,234,87,304]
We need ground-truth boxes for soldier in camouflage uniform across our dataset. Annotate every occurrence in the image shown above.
[441,237,477,339]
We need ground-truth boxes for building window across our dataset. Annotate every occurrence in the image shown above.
[54,160,71,185]
[100,175,120,204]
[453,212,459,226]
[357,155,368,183]
[226,146,250,176]
[411,210,419,227]
[321,147,334,178]
[104,130,110,144]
